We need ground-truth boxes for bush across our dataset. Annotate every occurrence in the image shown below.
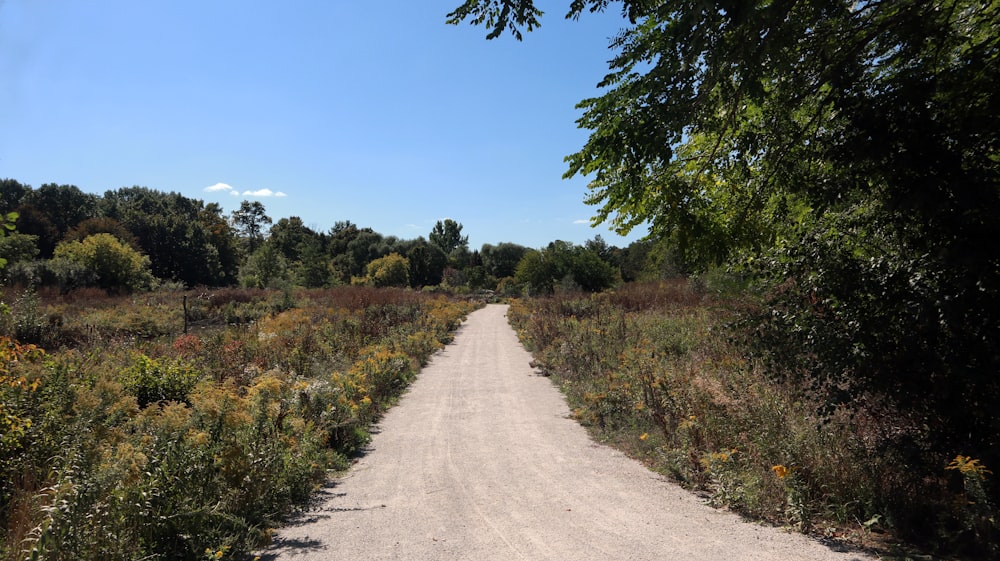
[119,354,201,407]
[363,253,410,288]
[51,233,153,293]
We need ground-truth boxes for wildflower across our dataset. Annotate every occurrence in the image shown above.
[187,429,210,447]
[947,455,993,480]
[772,464,791,479]
[639,433,649,441]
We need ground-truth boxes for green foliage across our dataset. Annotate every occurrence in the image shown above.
[268,216,315,262]
[362,253,410,288]
[239,243,291,289]
[62,217,140,249]
[102,187,239,286]
[0,287,477,560]
[297,240,334,288]
[406,241,447,288]
[0,233,44,275]
[328,223,389,282]
[429,219,468,256]
[480,242,528,279]
[0,213,22,271]
[12,184,99,259]
[0,180,29,215]
[230,200,272,253]
[119,354,201,407]
[0,289,46,344]
[509,285,1000,557]
[515,241,618,294]
[52,233,154,293]
[455,4,1000,546]
[446,0,543,40]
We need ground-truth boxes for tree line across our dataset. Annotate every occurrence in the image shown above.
[0,180,671,295]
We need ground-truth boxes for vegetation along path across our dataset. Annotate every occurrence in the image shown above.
[262,304,870,561]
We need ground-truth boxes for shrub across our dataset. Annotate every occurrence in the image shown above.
[51,233,153,293]
[119,354,201,407]
[363,253,410,288]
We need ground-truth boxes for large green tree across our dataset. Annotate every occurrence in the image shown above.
[480,242,528,279]
[230,200,272,253]
[102,187,239,286]
[451,0,1000,516]
[429,219,469,256]
[515,241,617,294]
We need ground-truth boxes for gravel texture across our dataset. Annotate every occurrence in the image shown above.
[261,304,872,561]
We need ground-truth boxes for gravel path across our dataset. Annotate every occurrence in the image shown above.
[261,304,872,561]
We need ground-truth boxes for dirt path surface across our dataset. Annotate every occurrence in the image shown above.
[261,304,871,561]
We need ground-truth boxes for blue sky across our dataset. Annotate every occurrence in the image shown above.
[0,1,647,250]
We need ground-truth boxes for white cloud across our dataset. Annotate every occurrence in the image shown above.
[205,182,239,196]
[573,219,591,225]
[242,189,287,198]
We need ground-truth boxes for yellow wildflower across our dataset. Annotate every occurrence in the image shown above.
[772,464,791,479]
[947,455,993,480]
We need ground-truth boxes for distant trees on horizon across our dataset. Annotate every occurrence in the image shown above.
[0,179,663,295]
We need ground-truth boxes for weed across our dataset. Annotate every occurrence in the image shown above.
[507,281,999,558]
[0,286,477,560]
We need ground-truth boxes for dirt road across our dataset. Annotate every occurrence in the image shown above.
[261,304,871,561]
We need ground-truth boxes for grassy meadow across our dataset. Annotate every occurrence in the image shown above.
[0,285,477,560]
[508,280,998,559]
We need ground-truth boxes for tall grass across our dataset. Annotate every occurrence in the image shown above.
[508,280,998,558]
[0,286,476,560]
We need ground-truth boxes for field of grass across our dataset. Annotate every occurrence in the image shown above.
[0,286,477,560]
[507,280,998,559]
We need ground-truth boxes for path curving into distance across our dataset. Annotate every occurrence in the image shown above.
[261,304,872,561]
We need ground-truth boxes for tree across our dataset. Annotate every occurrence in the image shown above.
[20,184,99,239]
[198,203,241,286]
[11,205,59,259]
[0,233,39,270]
[238,243,290,289]
[269,216,319,263]
[429,219,468,255]
[481,242,529,279]
[63,217,140,250]
[297,241,333,288]
[231,200,272,253]
[514,241,616,295]
[406,240,447,288]
[514,249,556,295]
[103,188,239,286]
[0,211,19,271]
[0,179,29,215]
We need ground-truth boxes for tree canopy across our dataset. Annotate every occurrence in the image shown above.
[429,219,469,256]
[451,0,1000,472]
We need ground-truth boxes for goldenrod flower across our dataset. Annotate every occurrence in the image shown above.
[947,455,993,480]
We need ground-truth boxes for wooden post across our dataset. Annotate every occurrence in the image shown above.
[183,295,188,334]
